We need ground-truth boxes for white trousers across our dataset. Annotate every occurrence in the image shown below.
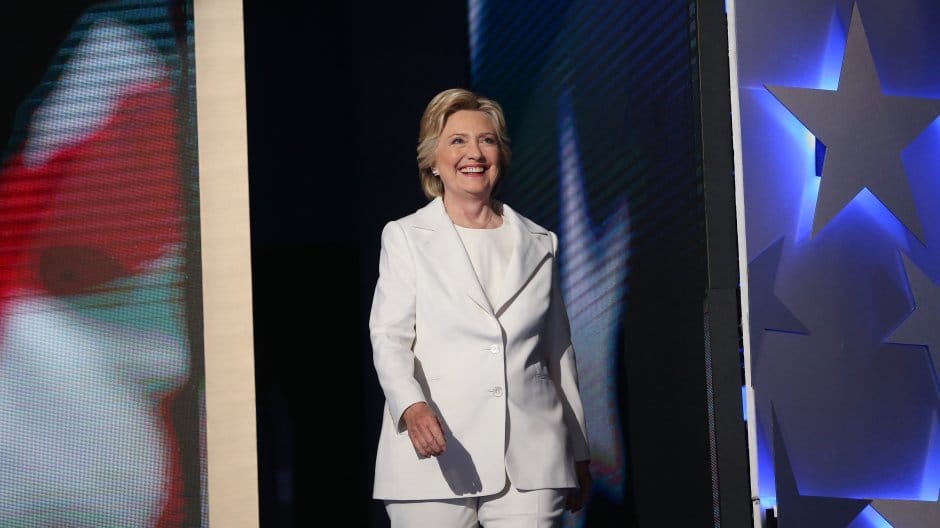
[384,479,567,528]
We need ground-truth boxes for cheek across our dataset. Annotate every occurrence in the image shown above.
[489,165,501,181]
[486,147,501,167]
[435,148,456,168]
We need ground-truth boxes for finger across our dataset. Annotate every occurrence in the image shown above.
[423,438,443,456]
[422,435,440,456]
[414,418,443,452]
[565,490,578,512]
[409,431,430,458]
[574,487,590,512]
[428,423,447,453]
[569,486,589,512]
[414,428,441,456]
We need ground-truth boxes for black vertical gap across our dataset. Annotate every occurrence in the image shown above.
[695,0,755,526]
[243,1,469,527]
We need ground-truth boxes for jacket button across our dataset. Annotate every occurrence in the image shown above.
[490,386,503,397]
[488,344,499,354]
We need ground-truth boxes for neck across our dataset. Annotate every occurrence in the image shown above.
[443,195,502,229]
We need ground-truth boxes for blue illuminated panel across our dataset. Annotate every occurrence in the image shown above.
[731,0,940,525]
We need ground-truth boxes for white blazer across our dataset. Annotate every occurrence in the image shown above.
[370,197,590,500]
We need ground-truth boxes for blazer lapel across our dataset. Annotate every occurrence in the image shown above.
[494,204,553,315]
[413,198,494,314]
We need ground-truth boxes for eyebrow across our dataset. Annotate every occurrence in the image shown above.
[446,132,496,138]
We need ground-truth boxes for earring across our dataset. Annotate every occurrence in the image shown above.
[431,169,440,176]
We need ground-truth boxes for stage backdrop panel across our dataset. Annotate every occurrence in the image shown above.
[469,0,716,525]
[728,0,940,526]
[0,0,257,526]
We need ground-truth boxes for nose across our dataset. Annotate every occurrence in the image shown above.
[467,140,483,160]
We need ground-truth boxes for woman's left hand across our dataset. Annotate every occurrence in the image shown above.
[565,460,593,512]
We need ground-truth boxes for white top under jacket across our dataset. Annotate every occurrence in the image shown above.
[454,221,513,309]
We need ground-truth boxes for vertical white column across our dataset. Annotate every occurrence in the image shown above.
[724,0,764,526]
[194,0,260,526]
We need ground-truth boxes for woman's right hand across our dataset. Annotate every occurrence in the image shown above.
[402,402,447,457]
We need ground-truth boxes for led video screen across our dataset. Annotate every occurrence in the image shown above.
[0,2,205,526]
[469,0,705,524]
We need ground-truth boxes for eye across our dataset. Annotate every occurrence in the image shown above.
[450,137,465,145]
[482,136,497,145]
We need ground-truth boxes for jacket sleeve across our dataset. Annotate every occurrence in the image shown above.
[546,231,591,461]
[369,220,424,432]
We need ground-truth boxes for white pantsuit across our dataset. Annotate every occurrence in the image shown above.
[370,197,590,501]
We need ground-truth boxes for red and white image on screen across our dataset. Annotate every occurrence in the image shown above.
[0,3,203,527]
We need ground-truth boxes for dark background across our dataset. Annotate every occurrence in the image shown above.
[0,2,100,147]
[244,2,471,526]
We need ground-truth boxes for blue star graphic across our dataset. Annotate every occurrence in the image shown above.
[886,253,940,390]
[766,3,940,242]
[771,407,870,527]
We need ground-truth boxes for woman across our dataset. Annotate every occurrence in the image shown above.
[370,88,592,527]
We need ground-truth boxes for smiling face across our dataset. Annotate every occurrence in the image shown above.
[433,110,502,202]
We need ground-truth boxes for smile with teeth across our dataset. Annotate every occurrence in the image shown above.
[460,166,486,173]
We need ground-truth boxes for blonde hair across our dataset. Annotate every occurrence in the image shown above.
[416,88,512,199]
